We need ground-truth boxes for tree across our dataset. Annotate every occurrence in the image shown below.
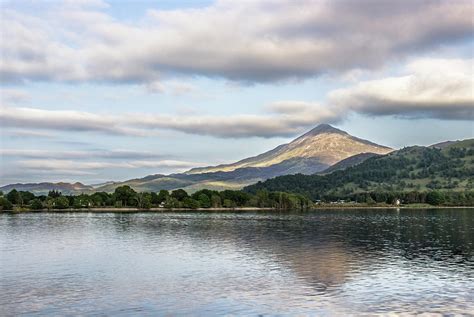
[197,193,211,208]
[164,197,180,208]
[54,196,70,209]
[183,197,199,209]
[171,189,188,201]
[136,193,152,209]
[48,190,62,198]
[0,197,13,210]
[426,191,445,206]
[156,190,170,204]
[30,199,43,210]
[211,194,221,208]
[6,189,22,205]
[223,199,235,208]
[114,186,137,207]
[19,191,35,204]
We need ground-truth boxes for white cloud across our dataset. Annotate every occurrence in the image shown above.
[328,58,474,120]
[16,159,204,171]
[0,149,169,160]
[0,102,339,138]
[1,58,471,139]
[145,80,197,95]
[1,0,472,84]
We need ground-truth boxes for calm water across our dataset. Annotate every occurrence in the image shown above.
[1,209,473,316]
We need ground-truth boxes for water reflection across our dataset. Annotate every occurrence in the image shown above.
[0,209,473,315]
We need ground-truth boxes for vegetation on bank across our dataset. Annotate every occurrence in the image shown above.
[0,186,472,212]
[0,186,312,211]
[1,140,472,211]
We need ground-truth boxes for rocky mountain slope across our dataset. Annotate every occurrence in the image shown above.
[187,124,392,174]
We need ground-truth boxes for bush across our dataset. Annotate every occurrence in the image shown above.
[0,197,13,211]
[30,199,43,210]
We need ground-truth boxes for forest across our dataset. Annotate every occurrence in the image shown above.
[244,142,474,205]
[0,186,312,211]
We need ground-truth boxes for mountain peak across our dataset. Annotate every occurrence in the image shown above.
[297,124,347,139]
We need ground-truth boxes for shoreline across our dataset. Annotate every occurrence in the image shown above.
[2,205,474,213]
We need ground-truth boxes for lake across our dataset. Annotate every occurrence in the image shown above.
[1,209,473,316]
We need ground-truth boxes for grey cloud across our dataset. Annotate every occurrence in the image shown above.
[1,0,472,84]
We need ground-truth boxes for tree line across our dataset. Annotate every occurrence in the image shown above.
[0,186,312,211]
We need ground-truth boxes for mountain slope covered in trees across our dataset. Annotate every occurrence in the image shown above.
[245,139,474,201]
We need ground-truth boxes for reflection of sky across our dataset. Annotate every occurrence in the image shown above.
[1,210,473,315]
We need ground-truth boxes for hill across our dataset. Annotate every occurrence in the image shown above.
[187,124,392,174]
[244,139,474,200]
[319,152,381,174]
[0,182,93,196]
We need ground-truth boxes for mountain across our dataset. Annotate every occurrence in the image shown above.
[319,152,381,174]
[0,182,93,196]
[244,139,474,200]
[0,124,393,194]
[187,124,392,174]
[93,124,392,192]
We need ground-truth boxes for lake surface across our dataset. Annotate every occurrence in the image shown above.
[1,209,473,316]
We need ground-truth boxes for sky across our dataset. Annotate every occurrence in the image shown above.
[0,0,473,186]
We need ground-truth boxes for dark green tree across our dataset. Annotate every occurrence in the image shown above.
[30,199,43,210]
[54,196,70,209]
[196,193,211,208]
[156,190,170,204]
[6,189,22,205]
[426,191,445,206]
[171,189,188,201]
[114,186,137,207]
[0,197,13,210]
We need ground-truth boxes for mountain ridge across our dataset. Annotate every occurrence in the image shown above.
[186,124,392,174]
[1,124,395,194]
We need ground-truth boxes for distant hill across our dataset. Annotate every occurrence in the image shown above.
[0,182,93,195]
[244,139,474,200]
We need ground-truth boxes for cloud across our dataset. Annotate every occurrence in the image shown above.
[1,0,472,84]
[328,58,474,120]
[0,105,147,136]
[0,103,339,138]
[0,149,171,160]
[145,80,197,96]
[3,129,55,139]
[16,159,204,171]
[1,57,471,138]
